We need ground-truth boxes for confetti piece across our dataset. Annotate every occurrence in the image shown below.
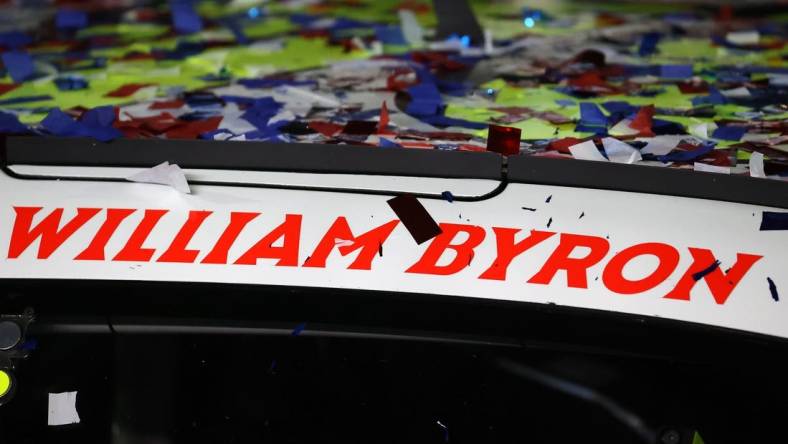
[694,163,730,174]
[387,195,442,245]
[0,83,20,96]
[602,138,641,164]
[56,9,88,30]
[749,152,766,178]
[1,51,35,83]
[291,322,306,336]
[569,140,608,162]
[170,0,203,34]
[692,260,720,281]
[48,392,80,426]
[105,83,154,98]
[768,278,779,302]
[127,161,191,194]
[760,212,788,231]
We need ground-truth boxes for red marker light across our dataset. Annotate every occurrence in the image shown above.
[486,124,521,155]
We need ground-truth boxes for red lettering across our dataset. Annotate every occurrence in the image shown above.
[157,211,213,263]
[304,217,399,270]
[406,223,485,275]
[8,207,100,259]
[527,233,609,288]
[663,248,762,304]
[234,214,302,266]
[75,208,136,260]
[113,209,169,262]
[201,212,260,264]
[478,228,555,280]
[602,243,680,294]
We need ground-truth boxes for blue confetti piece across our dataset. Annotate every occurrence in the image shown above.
[692,260,720,281]
[691,87,727,106]
[441,191,454,203]
[0,111,30,134]
[41,108,79,135]
[289,13,319,26]
[574,123,607,135]
[555,99,576,107]
[41,108,121,142]
[170,0,203,34]
[374,25,408,45]
[56,9,88,30]
[760,212,788,231]
[291,322,306,336]
[711,125,746,142]
[0,96,52,107]
[601,101,638,115]
[1,50,35,83]
[82,105,116,127]
[651,119,686,135]
[660,64,693,79]
[658,142,714,163]
[54,76,88,91]
[201,128,235,140]
[579,102,608,126]
[638,32,661,57]
[405,82,443,116]
[225,20,249,45]
[0,31,31,49]
[237,78,316,89]
[379,137,400,148]
[768,278,779,302]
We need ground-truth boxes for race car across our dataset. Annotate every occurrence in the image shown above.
[0,0,787,443]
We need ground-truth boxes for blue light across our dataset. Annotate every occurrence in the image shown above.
[524,17,535,28]
[486,88,495,96]
[459,35,470,47]
[247,7,260,19]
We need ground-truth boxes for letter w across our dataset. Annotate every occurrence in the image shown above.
[8,207,101,259]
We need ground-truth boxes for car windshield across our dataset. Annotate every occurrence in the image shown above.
[1,281,788,443]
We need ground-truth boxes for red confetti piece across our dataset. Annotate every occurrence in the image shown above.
[378,101,390,134]
[548,137,584,154]
[629,105,655,137]
[308,120,343,137]
[165,116,222,139]
[114,112,181,135]
[149,99,185,110]
[105,83,154,98]
[0,83,20,96]
[486,124,521,155]
[678,81,709,94]
[398,141,433,149]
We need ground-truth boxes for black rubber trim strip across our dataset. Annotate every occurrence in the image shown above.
[3,135,787,208]
[1,136,503,180]
[508,155,788,209]
[0,165,510,202]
